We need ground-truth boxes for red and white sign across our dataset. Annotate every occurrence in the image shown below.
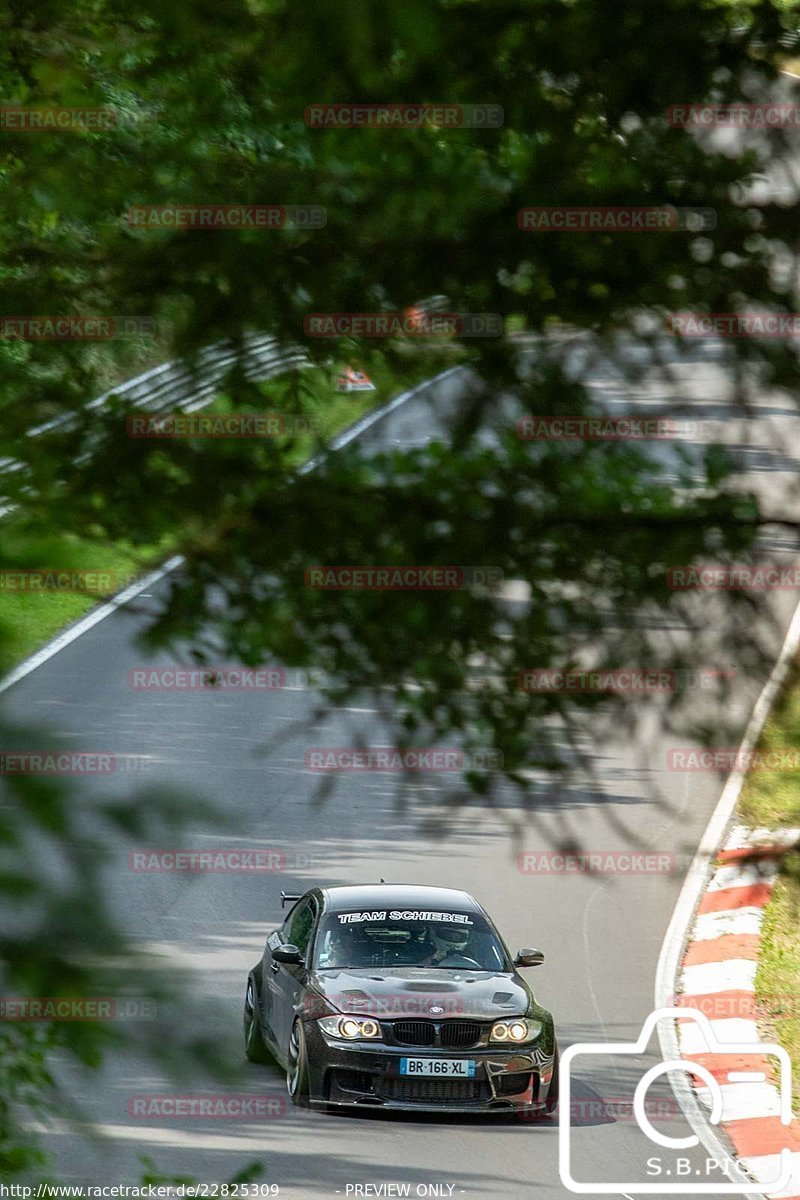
[335,366,376,393]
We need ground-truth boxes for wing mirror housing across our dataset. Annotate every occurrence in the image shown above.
[514,948,545,968]
[272,943,303,965]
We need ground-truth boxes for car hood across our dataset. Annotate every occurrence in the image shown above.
[307,967,532,1019]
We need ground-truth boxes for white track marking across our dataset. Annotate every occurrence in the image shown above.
[680,959,758,996]
[690,909,766,941]
[708,861,780,892]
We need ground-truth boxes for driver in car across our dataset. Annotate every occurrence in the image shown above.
[323,922,368,968]
[416,924,474,966]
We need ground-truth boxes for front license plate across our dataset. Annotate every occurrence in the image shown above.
[399,1058,476,1077]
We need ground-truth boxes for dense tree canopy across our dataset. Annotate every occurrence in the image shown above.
[1,0,799,1174]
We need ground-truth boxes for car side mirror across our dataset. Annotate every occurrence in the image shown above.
[514,948,544,968]
[272,943,303,965]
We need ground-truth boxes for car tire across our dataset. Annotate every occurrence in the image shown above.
[544,1045,559,1115]
[243,975,271,1064]
[286,1019,311,1106]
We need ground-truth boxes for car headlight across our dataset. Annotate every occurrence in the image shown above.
[489,1018,542,1044]
[318,1015,382,1040]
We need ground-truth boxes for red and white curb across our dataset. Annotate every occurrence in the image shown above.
[677,824,800,1197]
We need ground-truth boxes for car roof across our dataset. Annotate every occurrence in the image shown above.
[320,884,482,913]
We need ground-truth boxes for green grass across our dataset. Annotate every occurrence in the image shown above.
[738,662,800,829]
[738,660,800,1106]
[0,532,169,676]
[751,860,800,1107]
[0,347,464,677]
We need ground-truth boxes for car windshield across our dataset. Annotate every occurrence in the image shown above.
[313,908,510,971]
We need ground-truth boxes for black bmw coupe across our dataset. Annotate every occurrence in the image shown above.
[243,883,559,1114]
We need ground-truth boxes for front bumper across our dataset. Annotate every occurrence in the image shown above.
[303,1021,556,1113]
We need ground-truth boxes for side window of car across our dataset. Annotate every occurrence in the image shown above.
[283,897,316,958]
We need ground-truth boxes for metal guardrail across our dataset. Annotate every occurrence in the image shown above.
[1,296,449,515]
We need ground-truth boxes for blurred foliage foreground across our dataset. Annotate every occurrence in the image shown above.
[1,0,800,1177]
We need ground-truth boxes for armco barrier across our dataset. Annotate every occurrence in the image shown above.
[1,296,450,515]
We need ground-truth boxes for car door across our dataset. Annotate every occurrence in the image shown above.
[266,894,319,1055]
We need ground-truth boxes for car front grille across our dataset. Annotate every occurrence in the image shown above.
[393,1020,436,1046]
[379,1077,489,1104]
[391,1019,483,1048]
[440,1020,482,1048]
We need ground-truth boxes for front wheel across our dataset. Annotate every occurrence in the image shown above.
[544,1046,559,1114]
[286,1019,311,1106]
[243,976,271,1064]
